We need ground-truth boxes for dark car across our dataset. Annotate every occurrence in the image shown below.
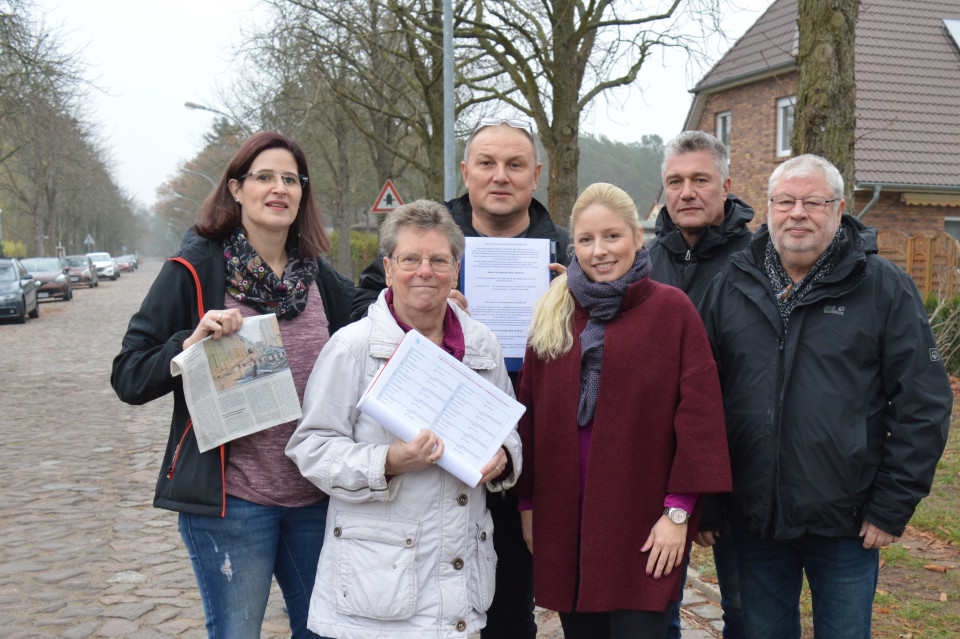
[0,258,40,323]
[20,256,72,302]
[63,254,99,288]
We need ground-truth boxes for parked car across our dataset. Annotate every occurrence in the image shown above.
[63,254,99,288]
[0,258,40,323]
[20,256,72,302]
[115,255,133,273]
[87,251,118,281]
[118,253,139,271]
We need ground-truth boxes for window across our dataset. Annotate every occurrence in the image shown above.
[777,96,795,157]
[716,111,731,148]
[945,217,960,245]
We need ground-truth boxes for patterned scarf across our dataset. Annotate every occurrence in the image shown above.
[763,226,844,331]
[223,228,319,320]
[566,247,651,427]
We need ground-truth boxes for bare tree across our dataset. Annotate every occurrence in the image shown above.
[458,0,721,219]
[791,0,858,202]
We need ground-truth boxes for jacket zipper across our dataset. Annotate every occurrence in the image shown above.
[167,420,193,479]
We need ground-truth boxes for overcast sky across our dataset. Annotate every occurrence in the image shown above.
[34,0,771,208]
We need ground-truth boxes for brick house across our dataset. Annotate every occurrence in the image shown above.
[683,0,960,236]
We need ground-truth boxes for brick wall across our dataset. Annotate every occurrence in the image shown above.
[693,72,799,227]
[691,72,959,235]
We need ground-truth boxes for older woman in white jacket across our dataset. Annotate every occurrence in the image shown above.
[287,199,521,639]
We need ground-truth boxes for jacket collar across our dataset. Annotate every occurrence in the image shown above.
[366,290,500,371]
[654,195,755,259]
[446,193,558,241]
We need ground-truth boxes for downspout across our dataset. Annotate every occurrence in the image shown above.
[857,184,882,220]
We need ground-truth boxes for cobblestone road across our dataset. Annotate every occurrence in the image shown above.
[0,258,721,638]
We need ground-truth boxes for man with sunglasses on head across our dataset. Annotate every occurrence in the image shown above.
[698,154,950,638]
[352,118,570,639]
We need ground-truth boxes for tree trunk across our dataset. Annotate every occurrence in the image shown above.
[792,0,859,203]
[334,109,354,281]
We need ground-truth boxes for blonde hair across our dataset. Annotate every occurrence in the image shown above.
[527,183,640,360]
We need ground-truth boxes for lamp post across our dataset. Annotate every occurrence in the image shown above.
[184,101,253,137]
[181,168,217,188]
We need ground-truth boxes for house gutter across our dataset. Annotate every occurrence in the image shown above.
[855,182,960,220]
[856,184,882,220]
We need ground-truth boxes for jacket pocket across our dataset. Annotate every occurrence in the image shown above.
[467,510,497,612]
[332,512,421,621]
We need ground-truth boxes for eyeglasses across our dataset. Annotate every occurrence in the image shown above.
[239,170,308,189]
[391,252,457,273]
[769,196,838,213]
[473,117,535,137]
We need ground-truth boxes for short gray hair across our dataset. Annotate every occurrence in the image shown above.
[378,199,466,261]
[661,130,730,180]
[462,121,539,165]
[768,154,844,200]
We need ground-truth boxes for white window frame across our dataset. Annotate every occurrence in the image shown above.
[716,111,731,148]
[777,96,795,157]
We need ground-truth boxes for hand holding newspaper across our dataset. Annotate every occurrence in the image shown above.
[357,329,525,487]
[170,314,301,452]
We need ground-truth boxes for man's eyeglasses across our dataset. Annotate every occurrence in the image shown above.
[239,170,308,189]
[391,252,457,273]
[473,117,534,137]
[769,196,838,213]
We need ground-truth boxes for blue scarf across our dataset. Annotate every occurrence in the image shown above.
[565,248,651,426]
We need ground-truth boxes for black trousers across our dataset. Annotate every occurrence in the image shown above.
[558,609,671,639]
[481,489,537,639]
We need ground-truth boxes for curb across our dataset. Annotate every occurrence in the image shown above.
[687,566,722,605]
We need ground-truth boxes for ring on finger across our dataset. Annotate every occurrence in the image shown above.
[217,312,223,323]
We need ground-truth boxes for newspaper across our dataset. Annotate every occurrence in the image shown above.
[357,329,525,487]
[170,314,301,453]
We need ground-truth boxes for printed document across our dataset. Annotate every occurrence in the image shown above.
[171,314,301,452]
[357,329,525,487]
[462,237,551,359]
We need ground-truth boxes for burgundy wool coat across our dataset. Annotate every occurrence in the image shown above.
[515,278,732,613]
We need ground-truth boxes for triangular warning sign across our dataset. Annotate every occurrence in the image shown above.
[372,180,404,213]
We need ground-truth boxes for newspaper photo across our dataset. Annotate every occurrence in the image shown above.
[170,313,301,453]
[357,329,525,487]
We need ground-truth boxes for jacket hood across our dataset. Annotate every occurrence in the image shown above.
[654,195,755,259]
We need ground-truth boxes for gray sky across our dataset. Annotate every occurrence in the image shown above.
[35,0,771,208]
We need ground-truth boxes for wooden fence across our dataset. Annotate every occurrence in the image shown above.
[877,230,960,299]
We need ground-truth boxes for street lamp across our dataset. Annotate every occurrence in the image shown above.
[184,101,253,137]
[182,168,217,188]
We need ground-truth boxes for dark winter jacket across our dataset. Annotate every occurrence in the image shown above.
[111,229,354,516]
[698,214,951,540]
[646,195,754,305]
[351,193,571,320]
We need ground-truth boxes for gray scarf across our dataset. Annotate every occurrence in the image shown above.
[565,248,651,427]
[763,227,843,332]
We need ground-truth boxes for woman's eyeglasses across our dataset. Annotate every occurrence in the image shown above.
[239,170,308,189]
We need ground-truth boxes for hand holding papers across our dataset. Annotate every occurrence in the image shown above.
[171,314,301,452]
[357,329,525,487]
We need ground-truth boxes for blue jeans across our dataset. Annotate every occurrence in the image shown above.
[666,530,743,639]
[732,528,879,639]
[179,495,329,639]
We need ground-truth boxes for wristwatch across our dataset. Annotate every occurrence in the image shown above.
[663,507,690,525]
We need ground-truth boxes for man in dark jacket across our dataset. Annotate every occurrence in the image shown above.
[351,119,570,320]
[699,154,951,638]
[352,118,571,639]
[649,130,750,639]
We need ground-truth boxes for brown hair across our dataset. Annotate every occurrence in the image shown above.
[194,132,330,257]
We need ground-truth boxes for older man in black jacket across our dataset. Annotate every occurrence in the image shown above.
[699,154,951,639]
